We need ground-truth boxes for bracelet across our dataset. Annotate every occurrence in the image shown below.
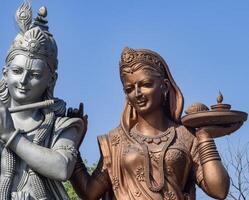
[198,138,221,165]
[201,156,221,165]
[199,143,216,155]
[5,129,20,148]
[198,138,214,147]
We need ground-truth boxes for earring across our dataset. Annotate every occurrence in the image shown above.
[164,91,168,101]
[162,91,168,106]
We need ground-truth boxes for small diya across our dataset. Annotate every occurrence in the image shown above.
[181,92,247,138]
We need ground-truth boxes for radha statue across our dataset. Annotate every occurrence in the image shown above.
[0,2,85,200]
[69,47,244,200]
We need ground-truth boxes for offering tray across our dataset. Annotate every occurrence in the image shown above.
[181,93,248,137]
[182,110,247,128]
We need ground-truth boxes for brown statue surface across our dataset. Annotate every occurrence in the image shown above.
[70,48,245,200]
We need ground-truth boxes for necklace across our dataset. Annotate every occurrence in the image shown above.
[129,124,176,192]
[131,124,173,145]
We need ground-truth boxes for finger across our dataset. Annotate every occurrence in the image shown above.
[79,102,84,116]
[73,108,79,116]
[67,107,73,117]
[84,114,88,120]
[84,114,88,123]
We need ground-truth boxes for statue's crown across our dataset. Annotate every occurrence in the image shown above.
[6,2,57,72]
[119,47,166,75]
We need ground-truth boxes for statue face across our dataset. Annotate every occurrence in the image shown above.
[123,67,165,115]
[4,54,51,105]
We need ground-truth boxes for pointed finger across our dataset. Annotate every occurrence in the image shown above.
[79,102,84,116]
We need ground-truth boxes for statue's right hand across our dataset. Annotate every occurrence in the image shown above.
[0,100,16,142]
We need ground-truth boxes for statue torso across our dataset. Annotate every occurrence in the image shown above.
[0,116,82,200]
[99,125,200,200]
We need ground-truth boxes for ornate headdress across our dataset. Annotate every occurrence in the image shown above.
[119,47,184,129]
[120,47,165,76]
[6,2,58,72]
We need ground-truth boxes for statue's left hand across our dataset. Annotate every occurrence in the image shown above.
[0,100,16,142]
[196,121,243,138]
[67,102,88,139]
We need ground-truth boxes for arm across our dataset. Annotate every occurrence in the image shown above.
[70,155,111,200]
[195,129,230,199]
[67,104,111,199]
[0,101,84,181]
[195,123,242,199]
[8,125,82,181]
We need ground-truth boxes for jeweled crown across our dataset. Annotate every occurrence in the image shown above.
[119,47,166,75]
[6,2,58,72]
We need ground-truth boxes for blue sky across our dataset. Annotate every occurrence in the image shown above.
[1,1,249,199]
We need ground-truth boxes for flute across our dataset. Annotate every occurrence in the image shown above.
[8,100,55,113]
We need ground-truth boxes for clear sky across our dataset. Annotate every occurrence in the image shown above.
[1,1,249,199]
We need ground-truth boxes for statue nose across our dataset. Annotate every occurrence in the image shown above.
[19,70,29,85]
[135,84,142,98]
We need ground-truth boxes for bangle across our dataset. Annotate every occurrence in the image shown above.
[198,138,221,165]
[199,143,216,154]
[201,156,221,165]
[198,138,214,147]
[5,129,20,148]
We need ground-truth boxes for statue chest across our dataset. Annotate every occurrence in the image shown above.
[120,139,192,189]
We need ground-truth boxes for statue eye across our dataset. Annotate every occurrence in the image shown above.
[125,86,134,94]
[30,72,42,79]
[142,81,153,88]
[11,67,23,75]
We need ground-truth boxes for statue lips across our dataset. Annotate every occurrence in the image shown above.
[17,86,30,94]
[135,97,147,107]
[136,100,147,107]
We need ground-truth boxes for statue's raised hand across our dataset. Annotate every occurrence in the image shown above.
[196,122,243,138]
[0,100,16,142]
[67,102,88,142]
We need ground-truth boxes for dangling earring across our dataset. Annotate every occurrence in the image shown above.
[160,84,167,106]
[163,91,168,106]
[164,92,167,101]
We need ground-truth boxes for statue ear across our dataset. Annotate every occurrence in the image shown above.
[49,72,57,87]
[163,79,170,94]
[2,67,8,80]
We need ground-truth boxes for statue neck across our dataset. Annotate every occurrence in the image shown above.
[136,109,170,137]
[10,98,44,132]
